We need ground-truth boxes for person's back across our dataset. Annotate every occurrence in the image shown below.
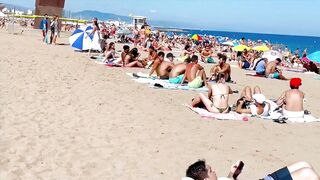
[157,61,173,77]
[265,61,276,75]
[170,63,187,78]
[211,83,230,110]
[186,63,200,82]
[256,59,266,75]
[284,89,304,112]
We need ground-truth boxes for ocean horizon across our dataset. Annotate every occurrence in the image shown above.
[170,28,320,54]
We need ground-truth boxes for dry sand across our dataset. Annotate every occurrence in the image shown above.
[1,27,320,180]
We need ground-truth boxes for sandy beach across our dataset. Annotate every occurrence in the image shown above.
[1,28,320,179]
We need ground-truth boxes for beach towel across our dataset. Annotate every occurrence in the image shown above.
[184,104,245,120]
[245,72,265,77]
[127,72,210,92]
[259,110,320,123]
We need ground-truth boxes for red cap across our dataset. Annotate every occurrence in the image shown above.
[290,78,302,88]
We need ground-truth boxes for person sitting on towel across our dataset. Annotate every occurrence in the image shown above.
[181,55,208,88]
[148,51,174,79]
[210,53,232,82]
[119,45,130,66]
[124,48,145,68]
[168,57,191,84]
[276,78,305,118]
[265,58,289,80]
[191,73,233,113]
[236,86,273,116]
[201,45,214,63]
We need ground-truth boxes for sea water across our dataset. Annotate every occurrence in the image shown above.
[184,29,320,55]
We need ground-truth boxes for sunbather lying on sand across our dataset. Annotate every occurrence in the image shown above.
[184,160,319,180]
[191,73,233,113]
[276,78,305,118]
[236,86,273,116]
[148,51,174,79]
[181,55,208,88]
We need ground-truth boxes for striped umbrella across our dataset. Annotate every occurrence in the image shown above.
[69,26,94,50]
[192,34,202,41]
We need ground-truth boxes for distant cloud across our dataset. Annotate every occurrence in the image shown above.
[149,9,157,13]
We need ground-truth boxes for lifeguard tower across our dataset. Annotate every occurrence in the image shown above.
[132,16,147,29]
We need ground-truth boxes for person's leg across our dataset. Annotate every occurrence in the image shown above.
[210,66,219,80]
[287,161,313,173]
[279,72,289,80]
[291,168,319,180]
[242,86,253,100]
[253,86,262,94]
[198,69,208,86]
[198,93,221,113]
[191,94,204,107]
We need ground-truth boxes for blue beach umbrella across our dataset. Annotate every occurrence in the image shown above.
[69,26,94,50]
[307,51,320,64]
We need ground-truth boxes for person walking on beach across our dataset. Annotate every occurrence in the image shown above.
[265,58,289,80]
[39,14,49,43]
[276,78,305,118]
[181,55,208,88]
[50,16,59,45]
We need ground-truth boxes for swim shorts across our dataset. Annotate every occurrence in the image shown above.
[169,74,184,84]
[188,76,203,88]
[207,57,215,63]
[263,167,293,180]
[268,72,280,79]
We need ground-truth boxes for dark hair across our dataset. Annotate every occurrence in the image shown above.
[302,54,307,58]
[275,58,282,63]
[290,85,299,89]
[185,44,190,50]
[149,46,155,51]
[186,160,208,180]
[191,55,198,61]
[107,42,115,51]
[123,45,130,51]
[184,57,191,63]
[216,73,225,82]
[130,48,139,58]
[218,53,227,61]
[158,51,165,57]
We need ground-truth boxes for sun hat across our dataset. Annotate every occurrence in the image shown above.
[252,94,266,104]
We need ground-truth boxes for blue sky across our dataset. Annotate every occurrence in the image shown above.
[3,0,320,36]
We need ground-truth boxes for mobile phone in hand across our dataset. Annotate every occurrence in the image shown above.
[233,161,244,179]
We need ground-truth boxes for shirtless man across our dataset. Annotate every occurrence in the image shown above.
[201,46,214,63]
[120,45,130,66]
[181,55,208,88]
[168,58,190,84]
[277,78,305,118]
[265,58,289,80]
[210,53,232,82]
[148,51,174,79]
[191,73,233,113]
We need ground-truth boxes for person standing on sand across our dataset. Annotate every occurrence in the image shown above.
[181,55,208,88]
[148,51,174,79]
[210,53,232,82]
[50,16,59,45]
[39,14,48,43]
[276,78,305,118]
[191,73,233,113]
[265,58,289,80]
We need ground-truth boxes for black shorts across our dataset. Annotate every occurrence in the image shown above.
[268,167,293,180]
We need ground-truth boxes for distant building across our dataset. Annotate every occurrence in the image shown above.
[132,16,147,29]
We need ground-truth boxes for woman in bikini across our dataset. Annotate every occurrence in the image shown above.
[104,42,117,62]
[191,73,233,113]
[124,48,145,68]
